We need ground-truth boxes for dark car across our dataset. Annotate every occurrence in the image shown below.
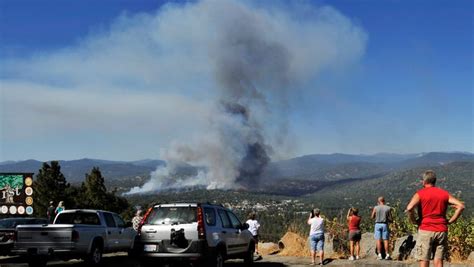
[0,217,49,255]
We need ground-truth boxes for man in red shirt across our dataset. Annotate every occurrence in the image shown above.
[406,170,465,267]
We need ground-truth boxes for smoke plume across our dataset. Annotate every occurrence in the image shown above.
[126,0,367,194]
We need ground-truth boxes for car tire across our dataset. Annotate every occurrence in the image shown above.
[243,242,255,265]
[214,249,225,267]
[27,256,47,267]
[204,249,225,267]
[85,242,103,265]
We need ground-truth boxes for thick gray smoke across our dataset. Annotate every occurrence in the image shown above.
[126,0,367,194]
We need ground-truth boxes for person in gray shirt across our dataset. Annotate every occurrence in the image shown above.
[371,196,393,260]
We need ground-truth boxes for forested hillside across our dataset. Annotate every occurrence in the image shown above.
[303,161,473,215]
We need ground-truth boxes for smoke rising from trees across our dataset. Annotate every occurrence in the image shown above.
[126,0,367,194]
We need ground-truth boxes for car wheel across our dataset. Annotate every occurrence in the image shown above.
[85,242,103,265]
[215,250,224,267]
[244,243,255,265]
[27,256,47,267]
[205,249,225,267]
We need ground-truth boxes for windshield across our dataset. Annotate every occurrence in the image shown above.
[146,207,197,225]
[0,219,17,228]
[55,212,101,225]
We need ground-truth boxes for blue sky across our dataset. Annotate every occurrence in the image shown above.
[0,0,472,161]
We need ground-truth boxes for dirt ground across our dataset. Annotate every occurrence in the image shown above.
[0,253,470,267]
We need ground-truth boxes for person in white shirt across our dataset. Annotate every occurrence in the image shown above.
[246,212,261,257]
[308,208,325,265]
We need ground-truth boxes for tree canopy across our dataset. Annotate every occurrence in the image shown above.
[33,162,128,218]
[34,161,70,217]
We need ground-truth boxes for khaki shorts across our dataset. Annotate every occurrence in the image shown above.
[415,230,448,261]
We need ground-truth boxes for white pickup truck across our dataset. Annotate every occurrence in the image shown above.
[13,209,136,267]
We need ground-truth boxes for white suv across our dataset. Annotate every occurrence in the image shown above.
[138,203,255,267]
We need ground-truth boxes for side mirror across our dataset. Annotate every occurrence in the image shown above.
[241,223,249,230]
[126,221,133,228]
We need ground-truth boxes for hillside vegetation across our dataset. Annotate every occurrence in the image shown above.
[303,161,473,215]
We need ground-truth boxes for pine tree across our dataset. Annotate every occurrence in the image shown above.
[34,161,70,217]
[83,167,108,209]
[82,167,129,213]
[65,186,87,209]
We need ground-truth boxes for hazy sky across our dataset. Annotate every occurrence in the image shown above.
[0,0,472,162]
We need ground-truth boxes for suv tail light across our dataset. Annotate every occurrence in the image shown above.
[197,206,206,239]
[71,230,80,242]
[138,206,153,236]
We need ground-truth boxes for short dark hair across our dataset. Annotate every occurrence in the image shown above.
[423,170,437,185]
[248,212,256,220]
[313,208,320,216]
[352,208,359,216]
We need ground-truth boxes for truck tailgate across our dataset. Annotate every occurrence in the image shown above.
[15,224,75,249]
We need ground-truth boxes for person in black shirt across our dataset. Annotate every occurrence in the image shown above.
[47,201,55,223]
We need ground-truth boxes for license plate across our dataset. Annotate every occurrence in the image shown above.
[144,244,157,252]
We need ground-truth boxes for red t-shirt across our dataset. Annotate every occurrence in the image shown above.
[348,215,361,231]
[417,186,449,232]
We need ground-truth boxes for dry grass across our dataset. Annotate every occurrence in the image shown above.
[277,232,310,257]
[258,242,279,255]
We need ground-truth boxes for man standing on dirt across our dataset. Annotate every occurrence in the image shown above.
[371,196,392,260]
[406,170,465,267]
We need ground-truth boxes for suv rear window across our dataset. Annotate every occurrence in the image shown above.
[204,207,216,226]
[145,206,197,225]
[55,212,101,225]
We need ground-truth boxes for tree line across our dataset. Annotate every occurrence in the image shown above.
[33,161,129,218]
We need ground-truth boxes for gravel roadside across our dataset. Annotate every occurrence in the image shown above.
[0,253,469,267]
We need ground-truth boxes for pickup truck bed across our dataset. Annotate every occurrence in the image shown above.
[13,209,136,267]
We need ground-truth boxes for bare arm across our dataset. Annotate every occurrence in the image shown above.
[447,194,465,224]
[371,207,376,219]
[307,214,312,225]
[406,193,420,225]
[346,208,352,221]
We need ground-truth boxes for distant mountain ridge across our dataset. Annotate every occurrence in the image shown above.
[263,152,474,181]
[0,152,472,187]
[0,158,165,183]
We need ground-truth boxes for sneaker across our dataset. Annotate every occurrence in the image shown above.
[356,255,360,260]
[385,254,391,260]
[349,256,355,260]
[377,253,383,260]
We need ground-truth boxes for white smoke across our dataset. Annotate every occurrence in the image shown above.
[126,0,367,194]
